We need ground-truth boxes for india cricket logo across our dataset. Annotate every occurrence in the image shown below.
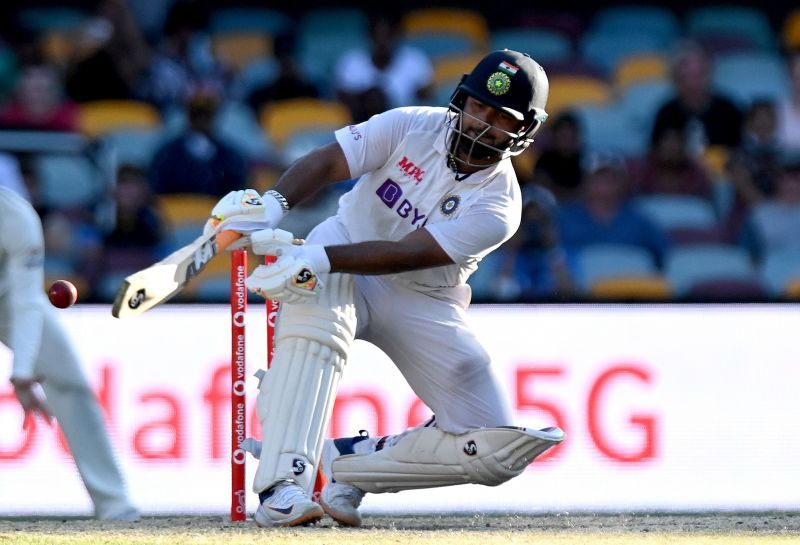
[487,71,511,95]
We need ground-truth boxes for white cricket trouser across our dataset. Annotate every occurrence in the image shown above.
[0,307,136,518]
[308,217,513,433]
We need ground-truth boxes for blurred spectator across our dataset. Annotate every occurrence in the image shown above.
[633,124,714,200]
[137,0,227,110]
[246,32,320,116]
[0,64,78,131]
[334,13,433,122]
[501,185,572,299]
[531,111,584,202]
[651,41,743,155]
[104,164,166,252]
[776,50,800,153]
[724,99,783,240]
[65,0,151,102]
[149,86,246,196]
[557,153,671,267]
[739,152,800,261]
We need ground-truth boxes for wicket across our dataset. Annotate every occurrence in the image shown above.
[229,249,320,522]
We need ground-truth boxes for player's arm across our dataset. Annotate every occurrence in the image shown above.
[271,142,353,207]
[325,228,454,275]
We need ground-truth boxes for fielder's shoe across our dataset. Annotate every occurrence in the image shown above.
[319,434,369,527]
[254,480,324,528]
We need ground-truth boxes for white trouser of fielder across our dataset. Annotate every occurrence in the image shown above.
[0,306,137,519]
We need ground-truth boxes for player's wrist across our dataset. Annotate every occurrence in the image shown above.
[263,190,290,227]
[304,245,331,274]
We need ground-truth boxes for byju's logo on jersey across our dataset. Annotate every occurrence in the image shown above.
[397,156,425,184]
[376,179,427,226]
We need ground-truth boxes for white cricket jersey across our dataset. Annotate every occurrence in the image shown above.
[334,106,522,290]
[0,188,48,379]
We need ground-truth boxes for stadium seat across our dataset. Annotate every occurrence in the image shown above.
[103,129,164,169]
[432,54,485,89]
[613,53,669,91]
[633,194,719,233]
[296,8,370,90]
[400,8,490,51]
[574,104,647,158]
[282,129,337,165]
[575,243,659,292]
[782,10,800,50]
[712,52,790,107]
[760,246,800,296]
[208,8,292,35]
[230,57,280,101]
[490,28,573,65]
[259,98,351,148]
[34,153,101,208]
[546,75,612,117]
[214,101,274,160]
[590,6,681,46]
[618,80,674,137]
[579,30,667,76]
[786,279,800,299]
[665,244,759,296]
[686,6,777,51]
[16,7,88,32]
[402,34,478,62]
[77,101,161,139]
[588,276,672,300]
[211,31,272,73]
[157,194,217,227]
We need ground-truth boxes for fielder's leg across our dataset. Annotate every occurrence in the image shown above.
[252,269,356,527]
[35,311,139,521]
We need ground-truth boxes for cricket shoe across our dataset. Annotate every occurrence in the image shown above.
[254,480,323,527]
[319,433,370,527]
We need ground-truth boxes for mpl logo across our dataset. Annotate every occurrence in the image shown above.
[375,179,427,226]
[397,156,425,184]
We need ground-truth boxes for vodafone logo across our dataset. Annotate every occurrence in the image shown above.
[232,448,246,465]
[232,380,246,396]
[232,311,245,327]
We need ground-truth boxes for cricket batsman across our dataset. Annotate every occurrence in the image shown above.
[208,49,564,527]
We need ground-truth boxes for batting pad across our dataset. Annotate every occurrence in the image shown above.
[254,272,356,494]
[331,426,565,493]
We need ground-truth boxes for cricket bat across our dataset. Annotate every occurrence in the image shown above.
[111,230,243,318]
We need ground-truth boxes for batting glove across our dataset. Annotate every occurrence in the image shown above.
[203,189,286,235]
[245,245,330,304]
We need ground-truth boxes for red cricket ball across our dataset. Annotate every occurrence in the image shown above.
[48,280,78,309]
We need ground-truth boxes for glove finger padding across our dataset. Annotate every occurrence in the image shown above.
[246,256,324,304]
[203,189,267,236]
[250,228,299,257]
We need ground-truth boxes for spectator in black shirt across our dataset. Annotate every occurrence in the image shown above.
[651,41,743,154]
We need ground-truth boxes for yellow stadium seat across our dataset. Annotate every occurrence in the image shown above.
[77,100,161,138]
[786,279,800,299]
[782,9,800,49]
[589,276,673,300]
[157,193,218,226]
[211,31,272,73]
[546,76,612,117]
[614,53,669,91]
[259,98,352,147]
[433,53,485,87]
[701,145,731,182]
[401,8,490,49]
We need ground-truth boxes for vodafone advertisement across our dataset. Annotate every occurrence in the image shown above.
[1,304,799,515]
